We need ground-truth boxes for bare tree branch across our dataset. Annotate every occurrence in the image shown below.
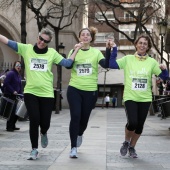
[88,0,163,55]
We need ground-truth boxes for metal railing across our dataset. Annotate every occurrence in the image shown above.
[0,62,13,75]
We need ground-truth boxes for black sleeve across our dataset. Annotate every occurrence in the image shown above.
[99,48,111,68]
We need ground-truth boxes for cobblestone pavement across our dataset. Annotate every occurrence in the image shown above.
[0,108,169,170]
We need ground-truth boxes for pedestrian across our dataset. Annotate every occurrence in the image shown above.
[108,34,169,158]
[112,95,117,108]
[67,26,110,158]
[3,61,22,132]
[0,28,78,160]
[105,94,110,108]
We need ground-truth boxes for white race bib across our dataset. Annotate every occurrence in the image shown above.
[30,58,48,72]
[132,78,147,91]
[76,64,92,76]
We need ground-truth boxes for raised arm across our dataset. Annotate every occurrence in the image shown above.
[0,34,9,44]
[58,42,84,68]
[0,34,18,52]
[108,40,119,69]
[69,42,84,61]
[99,40,113,68]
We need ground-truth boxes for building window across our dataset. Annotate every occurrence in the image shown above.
[95,11,115,21]
[119,31,129,39]
[96,33,114,43]
[119,29,151,39]
[120,0,135,2]
[123,11,135,22]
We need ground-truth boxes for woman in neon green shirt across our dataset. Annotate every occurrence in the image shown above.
[109,34,169,158]
[67,27,110,158]
[0,28,78,160]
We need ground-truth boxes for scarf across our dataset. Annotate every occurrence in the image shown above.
[33,44,48,54]
[134,52,148,61]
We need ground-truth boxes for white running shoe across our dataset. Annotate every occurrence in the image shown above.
[28,149,38,160]
[70,147,78,158]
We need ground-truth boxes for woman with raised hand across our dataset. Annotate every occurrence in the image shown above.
[108,34,169,158]
[67,26,110,158]
[0,28,78,160]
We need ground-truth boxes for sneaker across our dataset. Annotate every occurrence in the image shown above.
[6,128,14,132]
[77,135,83,147]
[28,149,38,160]
[120,141,129,156]
[128,147,138,158]
[41,133,48,148]
[70,147,78,158]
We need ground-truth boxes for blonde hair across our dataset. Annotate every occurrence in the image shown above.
[79,26,98,43]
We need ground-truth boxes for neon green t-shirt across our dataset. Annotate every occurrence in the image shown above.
[17,43,63,97]
[117,55,161,102]
[68,47,104,91]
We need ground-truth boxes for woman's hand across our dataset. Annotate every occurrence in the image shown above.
[106,39,111,48]
[74,42,84,50]
[106,39,116,48]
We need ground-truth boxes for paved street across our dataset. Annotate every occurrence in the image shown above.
[0,108,170,170]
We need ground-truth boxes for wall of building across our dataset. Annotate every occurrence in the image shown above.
[0,1,84,109]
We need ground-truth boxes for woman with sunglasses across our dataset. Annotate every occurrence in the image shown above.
[3,61,22,132]
[0,28,79,160]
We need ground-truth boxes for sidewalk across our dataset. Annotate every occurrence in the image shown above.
[0,108,170,170]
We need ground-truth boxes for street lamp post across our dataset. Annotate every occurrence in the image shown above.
[157,20,167,63]
[157,20,167,96]
[55,43,65,114]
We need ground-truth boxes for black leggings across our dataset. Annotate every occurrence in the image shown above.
[67,86,98,148]
[124,100,151,134]
[24,93,54,149]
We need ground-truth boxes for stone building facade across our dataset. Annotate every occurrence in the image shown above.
[0,1,85,109]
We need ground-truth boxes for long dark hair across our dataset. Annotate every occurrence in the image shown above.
[13,61,21,69]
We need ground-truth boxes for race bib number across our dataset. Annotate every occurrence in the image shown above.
[76,64,92,76]
[30,58,47,72]
[132,78,147,91]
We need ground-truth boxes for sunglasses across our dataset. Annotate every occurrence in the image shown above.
[15,64,21,67]
[39,35,51,44]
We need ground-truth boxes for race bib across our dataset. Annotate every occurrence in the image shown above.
[132,78,147,91]
[76,64,92,76]
[30,58,48,72]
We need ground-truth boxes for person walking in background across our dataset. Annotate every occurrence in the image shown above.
[112,95,117,108]
[0,28,77,160]
[108,34,169,158]
[105,94,110,108]
[67,26,110,158]
[3,61,22,132]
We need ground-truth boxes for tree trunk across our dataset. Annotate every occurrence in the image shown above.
[20,0,27,79]
[54,28,61,114]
